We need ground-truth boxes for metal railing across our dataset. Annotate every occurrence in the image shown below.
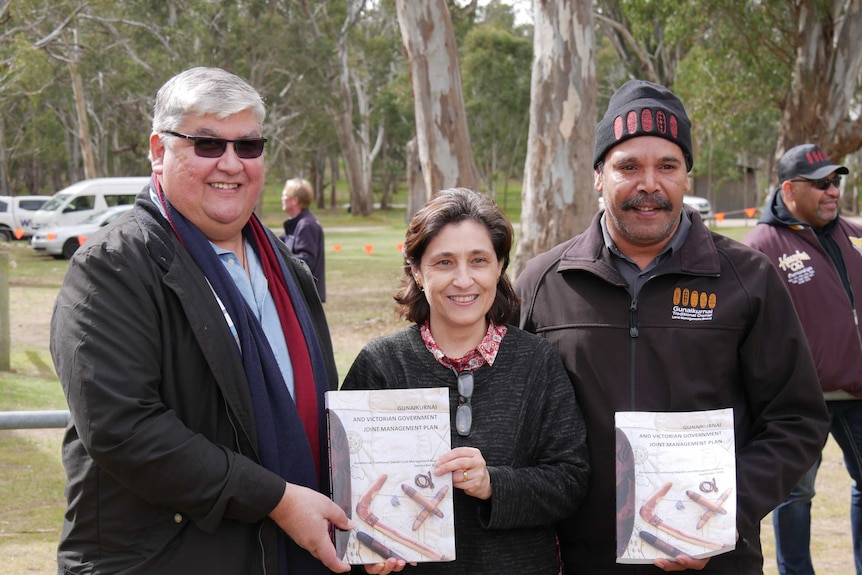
[0,410,69,430]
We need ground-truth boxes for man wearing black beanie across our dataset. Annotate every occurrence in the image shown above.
[516,80,829,573]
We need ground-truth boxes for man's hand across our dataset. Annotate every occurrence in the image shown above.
[268,482,353,573]
[653,555,709,571]
[362,557,411,574]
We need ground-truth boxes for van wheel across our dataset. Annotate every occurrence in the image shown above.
[0,228,11,242]
[62,239,80,259]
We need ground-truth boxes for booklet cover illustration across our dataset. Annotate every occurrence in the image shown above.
[615,408,736,563]
[326,387,455,564]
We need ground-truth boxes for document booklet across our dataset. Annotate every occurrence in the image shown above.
[615,408,736,563]
[326,387,456,564]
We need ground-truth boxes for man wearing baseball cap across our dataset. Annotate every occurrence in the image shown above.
[744,144,862,575]
[516,80,829,573]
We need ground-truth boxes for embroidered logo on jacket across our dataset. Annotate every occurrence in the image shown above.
[671,287,716,321]
[850,236,862,257]
[777,250,814,285]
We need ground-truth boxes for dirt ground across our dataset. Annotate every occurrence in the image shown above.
[9,287,54,351]
[2,246,857,574]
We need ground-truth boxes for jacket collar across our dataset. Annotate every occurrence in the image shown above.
[558,206,721,277]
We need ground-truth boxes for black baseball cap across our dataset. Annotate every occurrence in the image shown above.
[778,144,848,182]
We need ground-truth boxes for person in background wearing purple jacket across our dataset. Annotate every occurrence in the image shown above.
[743,144,862,575]
[280,177,326,302]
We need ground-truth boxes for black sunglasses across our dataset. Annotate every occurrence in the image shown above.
[162,131,267,159]
[790,175,841,190]
[455,370,474,437]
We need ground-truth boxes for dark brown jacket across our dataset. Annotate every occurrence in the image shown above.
[516,208,829,574]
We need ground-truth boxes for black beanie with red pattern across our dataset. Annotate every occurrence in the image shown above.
[593,79,693,172]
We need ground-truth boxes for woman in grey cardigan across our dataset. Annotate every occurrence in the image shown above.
[341,188,590,575]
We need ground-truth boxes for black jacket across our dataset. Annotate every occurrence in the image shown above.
[52,191,338,574]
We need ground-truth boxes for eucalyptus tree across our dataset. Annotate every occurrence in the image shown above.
[769,1,862,162]
[347,0,405,211]
[396,0,479,218]
[510,0,596,276]
[1,0,174,194]
[593,0,862,195]
[290,0,407,216]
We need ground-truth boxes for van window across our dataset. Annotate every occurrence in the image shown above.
[105,194,136,207]
[0,200,7,212]
[19,199,48,211]
[64,195,96,212]
[42,193,71,211]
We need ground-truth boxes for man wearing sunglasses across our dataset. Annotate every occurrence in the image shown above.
[52,67,351,575]
[744,143,862,575]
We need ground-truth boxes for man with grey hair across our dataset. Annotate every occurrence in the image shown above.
[52,67,350,574]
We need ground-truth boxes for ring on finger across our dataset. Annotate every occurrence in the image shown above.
[462,469,469,482]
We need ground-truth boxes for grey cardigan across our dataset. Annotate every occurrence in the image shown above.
[341,325,590,574]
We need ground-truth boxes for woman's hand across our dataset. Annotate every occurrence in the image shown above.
[434,446,492,500]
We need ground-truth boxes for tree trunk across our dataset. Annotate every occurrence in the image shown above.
[406,137,425,222]
[775,0,862,167]
[329,153,339,209]
[511,0,596,278]
[355,72,385,213]
[68,58,99,180]
[0,117,9,196]
[331,29,373,216]
[396,0,479,204]
[311,151,326,209]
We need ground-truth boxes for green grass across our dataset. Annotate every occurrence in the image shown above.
[322,223,408,377]
[0,207,852,574]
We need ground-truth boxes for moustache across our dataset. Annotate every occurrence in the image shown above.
[621,195,673,211]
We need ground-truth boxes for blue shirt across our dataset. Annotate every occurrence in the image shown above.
[215,244,296,399]
[149,186,295,398]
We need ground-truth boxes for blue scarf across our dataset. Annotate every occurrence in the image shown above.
[155,180,330,575]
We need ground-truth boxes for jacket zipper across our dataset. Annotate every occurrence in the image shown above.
[629,297,639,409]
[806,227,862,354]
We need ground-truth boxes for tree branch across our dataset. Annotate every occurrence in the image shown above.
[33,4,87,49]
[594,12,660,84]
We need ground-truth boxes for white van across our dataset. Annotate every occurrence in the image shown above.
[0,195,50,240]
[29,177,149,232]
